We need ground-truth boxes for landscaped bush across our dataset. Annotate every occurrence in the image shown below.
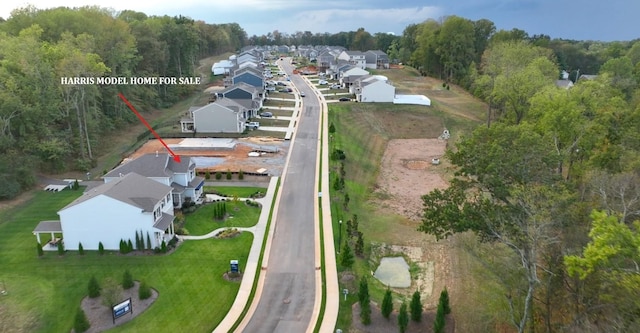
[57,241,64,256]
[74,308,90,333]
[139,280,152,300]
[175,227,190,235]
[238,170,244,180]
[215,171,222,180]
[331,148,346,160]
[88,276,101,298]
[122,270,134,289]
[226,169,232,180]
[101,277,122,307]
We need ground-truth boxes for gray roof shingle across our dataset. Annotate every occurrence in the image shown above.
[61,173,172,212]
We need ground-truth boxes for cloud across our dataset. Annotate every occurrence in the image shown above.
[256,6,443,35]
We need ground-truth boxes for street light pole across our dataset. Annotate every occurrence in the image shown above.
[338,220,342,252]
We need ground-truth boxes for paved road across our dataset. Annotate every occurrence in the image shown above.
[242,58,321,332]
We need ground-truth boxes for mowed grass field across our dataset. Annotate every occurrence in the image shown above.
[0,190,252,333]
[327,69,486,330]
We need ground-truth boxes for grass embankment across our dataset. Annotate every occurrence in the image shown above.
[328,98,482,329]
[0,190,252,332]
[203,186,267,198]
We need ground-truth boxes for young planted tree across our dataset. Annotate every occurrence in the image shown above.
[78,242,84,255]
[358,277,371,325]
[238,170,244,180]
[343,192,350,209]
[88,276,101,298]
[340,242,355,269]
[439,287,451,314]
[398,302,409,333]
[98,242,104,255]
[146,232,152,250]
[434,302,445,333]
[410,290,422,322]
[205,170,210,180]
[161,240,167,253]
[127,239,133,253]
[122,270,134,289]
[226,169,232,180]
[215,171,222,180]
[381,286,393,319]
[74,307,90,333]
[354,231,364,257]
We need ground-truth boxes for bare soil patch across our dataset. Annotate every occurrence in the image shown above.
[79,281,158,333]
[373,139,448,221]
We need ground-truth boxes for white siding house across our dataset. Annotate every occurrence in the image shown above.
[103,153,204,207]
[37,173,176,251]
[355,77,396,102]
[337,51,366,69]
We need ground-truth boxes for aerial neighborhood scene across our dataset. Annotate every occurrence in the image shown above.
[1,1,640,332]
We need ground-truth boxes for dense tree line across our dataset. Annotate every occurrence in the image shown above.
[249,28,399,53]
[419,17,640,333]
[0,6,247,199]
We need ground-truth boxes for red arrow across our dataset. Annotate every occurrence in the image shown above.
[118,93,181,163]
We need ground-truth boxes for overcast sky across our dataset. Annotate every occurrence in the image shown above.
[2,0,639,41]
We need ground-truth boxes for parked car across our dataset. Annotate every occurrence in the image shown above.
[246,121,260,130]
[330,84,341,89]
[300,92,306,97]
[286,88,293,92]
[338,97,350,102]
[261,112,273,118]
[318,80,328,85]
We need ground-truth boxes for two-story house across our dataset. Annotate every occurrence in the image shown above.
[104,153,204,207]
[337,50,367,69]
[33,172,176,251]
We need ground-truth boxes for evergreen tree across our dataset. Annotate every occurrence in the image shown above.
[329,122,335,134]
[161,240,167,253]
[135,231,141,250]
[398,302,409,333]
[238,170,244,180]
[215,171,222,180]
[119,240,125,253]
[98,242,104,255]
[358,277,371,325]
[440,287,451,314]
[410,290,422,322]
[88,276,101,298]
[381,286,393,319]
[434,302,445,333]
[36,242,43,257]
[74,307,90,332]
[205,170,210,180]
[340,242,355,268]
[78,242,84,255]
[146,232,152,250]
[358,277,369,305]
[57,240,64,256]
[354,231,364,256]
[343,192,350,209]
[127,239,133,253]
[122,270,134,289]
[226,169,232,180]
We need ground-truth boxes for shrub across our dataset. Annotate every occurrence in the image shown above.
[161,240,167,253]
[398,302,409,333]
[122,270,134,289]
[238,170,244,180]
[88,276,101,298]
[331,149,346,160]
[215,171,222,180]
[78,242,84,255]
[98,242,104,255]
[381,287,393,319]
[329,122,335,134]
[139,280,152,300]
[354,231,364,257]
[57,240,64,256]
[205,170,211,180]
[74,308,90,332]
[440,287,451,314]
[36,242,43,257]
[146,233,152,250]
[410,290,422,322]
[226,169,232,180]
[101,277,122,307]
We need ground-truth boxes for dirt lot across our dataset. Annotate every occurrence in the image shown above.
[128,137,289,175]
[352,138,460,331]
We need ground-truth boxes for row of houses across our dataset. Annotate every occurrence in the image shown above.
[34,153,206,252]
[181,49,273,134]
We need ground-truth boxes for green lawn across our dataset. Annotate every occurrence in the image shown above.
[183,200,262,236]
[263,99,296,108]
[203,186,267,198]
[0,190,252,333]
